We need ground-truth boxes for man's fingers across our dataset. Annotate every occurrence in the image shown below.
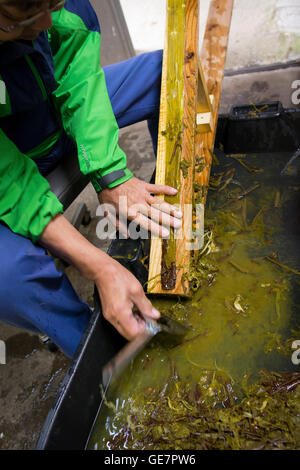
[108,306,160,341]
[132,213,170,237]
[147,204,182,230]
[146,194,183,219]
[127,202,151,219]
[147,183,178,196]
[133,296,161,322]
[105,299,160,341]
[128,199,181,230]
[111,309,145,341]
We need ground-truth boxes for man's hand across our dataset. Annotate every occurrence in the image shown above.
[40,214,160,341]
[94,256,159,340]
[98,177,183,238]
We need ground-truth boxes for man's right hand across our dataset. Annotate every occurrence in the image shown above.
[93,256,160,340]
[40,214,160,340]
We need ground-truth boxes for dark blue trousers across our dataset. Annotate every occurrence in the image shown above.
[0,50,162,358]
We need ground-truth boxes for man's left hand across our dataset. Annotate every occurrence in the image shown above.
[98,177,183,238]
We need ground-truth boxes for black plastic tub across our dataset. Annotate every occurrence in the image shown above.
[36,238,146,451]
[36,103,300,450]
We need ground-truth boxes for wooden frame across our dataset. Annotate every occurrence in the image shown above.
[194,0,234,205]
[147,0,234,296]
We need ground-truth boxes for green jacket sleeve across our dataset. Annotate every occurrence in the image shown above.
[48,8,133,192]
[0,128,63,242]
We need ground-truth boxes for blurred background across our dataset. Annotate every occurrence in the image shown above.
[120,0,300,69]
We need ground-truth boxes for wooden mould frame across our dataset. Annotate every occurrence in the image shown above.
[147,0,234,296]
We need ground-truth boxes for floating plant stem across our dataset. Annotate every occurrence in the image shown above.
[229,260,253,275]
[266,255,300,278]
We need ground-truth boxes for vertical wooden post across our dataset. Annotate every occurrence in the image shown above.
[194,0,234,208]
[148,0,200,296]
[148,0,234,295]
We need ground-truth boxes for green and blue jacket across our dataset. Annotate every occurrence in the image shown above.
[0,0,133,242]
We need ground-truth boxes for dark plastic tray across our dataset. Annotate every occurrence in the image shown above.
[230,101,283,120]
[36,239,146,450]
[217,103,300,155]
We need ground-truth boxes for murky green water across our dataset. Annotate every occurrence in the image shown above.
[88,152,300,450]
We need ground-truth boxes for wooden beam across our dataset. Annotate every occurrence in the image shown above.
[148,0,200,296]
[148,0,234,295]
[193,0,234,241]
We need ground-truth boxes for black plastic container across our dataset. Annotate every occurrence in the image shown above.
[217,101,300,154]
[36,103,300,450]
[36,239,147,450]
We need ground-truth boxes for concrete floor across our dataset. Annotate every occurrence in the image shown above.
[0,0,299,451]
